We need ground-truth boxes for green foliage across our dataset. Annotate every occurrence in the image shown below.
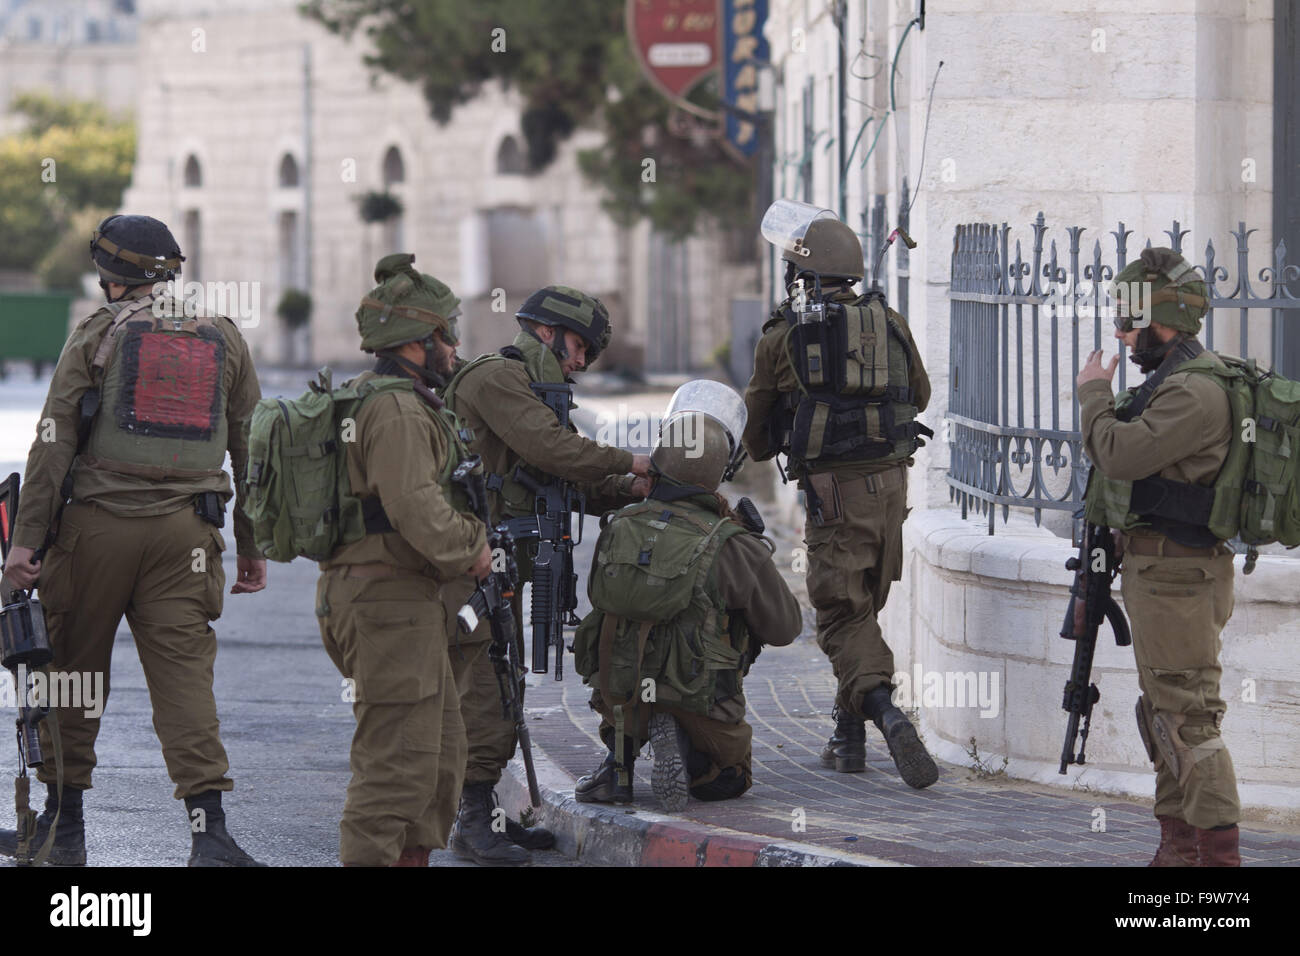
[36,206,112,291]
[277,288,314,328]
[0,93,135,273]
[301,0,754,238]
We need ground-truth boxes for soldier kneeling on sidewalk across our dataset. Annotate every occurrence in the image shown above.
[571,381,802,811]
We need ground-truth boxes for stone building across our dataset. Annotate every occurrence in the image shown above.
[761,0,1298,817]
[120,0,756,372]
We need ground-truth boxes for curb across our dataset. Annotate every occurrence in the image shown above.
[494,743,901,868]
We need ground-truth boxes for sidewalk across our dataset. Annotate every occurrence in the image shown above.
[499,643,1300,866]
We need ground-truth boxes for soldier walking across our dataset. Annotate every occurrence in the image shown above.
[0,214,265,866]
[742,201,938,789]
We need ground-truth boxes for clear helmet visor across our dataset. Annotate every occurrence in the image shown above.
[760,199,838,259]
[660,380,748,475]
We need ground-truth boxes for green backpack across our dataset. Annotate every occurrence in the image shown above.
[1184,354,1300,563]
[573,498,750,767]
[244,369,411,561]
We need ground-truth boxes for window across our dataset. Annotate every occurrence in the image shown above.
[278,153,299,188]
[382,146,405,186]
[183,155,202,188]
[495,135,528,175]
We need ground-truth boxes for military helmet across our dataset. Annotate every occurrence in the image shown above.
[761,199,865,281]
[516,285,612,365]
[356,253,461,353]
[1110,247,1209,334]
[651,380,748,492]
[90,214,184,285]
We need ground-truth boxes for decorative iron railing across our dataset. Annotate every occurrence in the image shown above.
[947,213,1300,534]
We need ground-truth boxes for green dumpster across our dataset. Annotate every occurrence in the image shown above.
[0,292,75,378]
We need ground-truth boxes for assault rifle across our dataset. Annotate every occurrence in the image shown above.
[452,457,541,807]
[500,382,585,681]
[0,473,61,864]
[1058,518,1132,774]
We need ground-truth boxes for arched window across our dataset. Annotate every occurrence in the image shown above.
[183,154,202,188]
[495,135,528,175]
[278,153,300,188]
[382,146,405,186]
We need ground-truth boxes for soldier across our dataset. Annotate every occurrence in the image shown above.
[0,214,265,866]
[314,254,491,867]
[1077,247,1241,867]
[571,382,802,811]
[440,285,651,865]
[742,200,937,789]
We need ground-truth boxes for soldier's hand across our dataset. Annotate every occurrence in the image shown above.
[629,476,652,498]
[231,556,267,594]
[1,545,40,591]
[630,454,652,477]
[469,541,493,581]
[1076,349,1119,388]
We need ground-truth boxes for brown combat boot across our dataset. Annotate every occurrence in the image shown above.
[1196,824,1241,867]
[1148,816,1197,867]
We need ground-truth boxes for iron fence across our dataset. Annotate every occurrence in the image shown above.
[947,212,1300,534]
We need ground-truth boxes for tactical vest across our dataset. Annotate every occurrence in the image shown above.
[83,294,229,480]
[572,495,752,751]
[1083,342,1240,547]
[769,293,930,474]
[442,335,570,519]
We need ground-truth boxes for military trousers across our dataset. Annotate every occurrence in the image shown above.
[804,464,909,718]
[594,696,754,801]
[35,502,233,799]
[1121,547,1241,829]
[447,586,524,787]
[316,568,466,866]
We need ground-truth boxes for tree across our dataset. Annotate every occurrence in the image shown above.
[0,93,135,272]
[300,0,753,239]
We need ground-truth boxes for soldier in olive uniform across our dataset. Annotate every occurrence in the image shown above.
[0,215,265,866]
[742,201,937,790]
[315,255,492,867]
[440,286,651,865]
[1078,247,1242,867]
[572,382,803,811]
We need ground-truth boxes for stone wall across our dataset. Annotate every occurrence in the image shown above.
[879,507,1300,822]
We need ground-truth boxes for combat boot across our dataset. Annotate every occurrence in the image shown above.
[504,816,556,850]
[449,782,529,866]
[649,712,691,812]
[1148,816,1198,867]
[0,785,86,866]
[574,753,634,804]
[1196,824,1241,867]
[820,706,867,773]
[863,685,939,790]
[185,791,265,867]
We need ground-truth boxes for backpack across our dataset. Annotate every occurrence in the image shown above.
[1184,354,1300,560]
[572,498,750,762]
[244,369,411,561]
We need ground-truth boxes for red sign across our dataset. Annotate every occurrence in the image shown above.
[627,0,721,104]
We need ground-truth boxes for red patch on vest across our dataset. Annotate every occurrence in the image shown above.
[132,333,221,434]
